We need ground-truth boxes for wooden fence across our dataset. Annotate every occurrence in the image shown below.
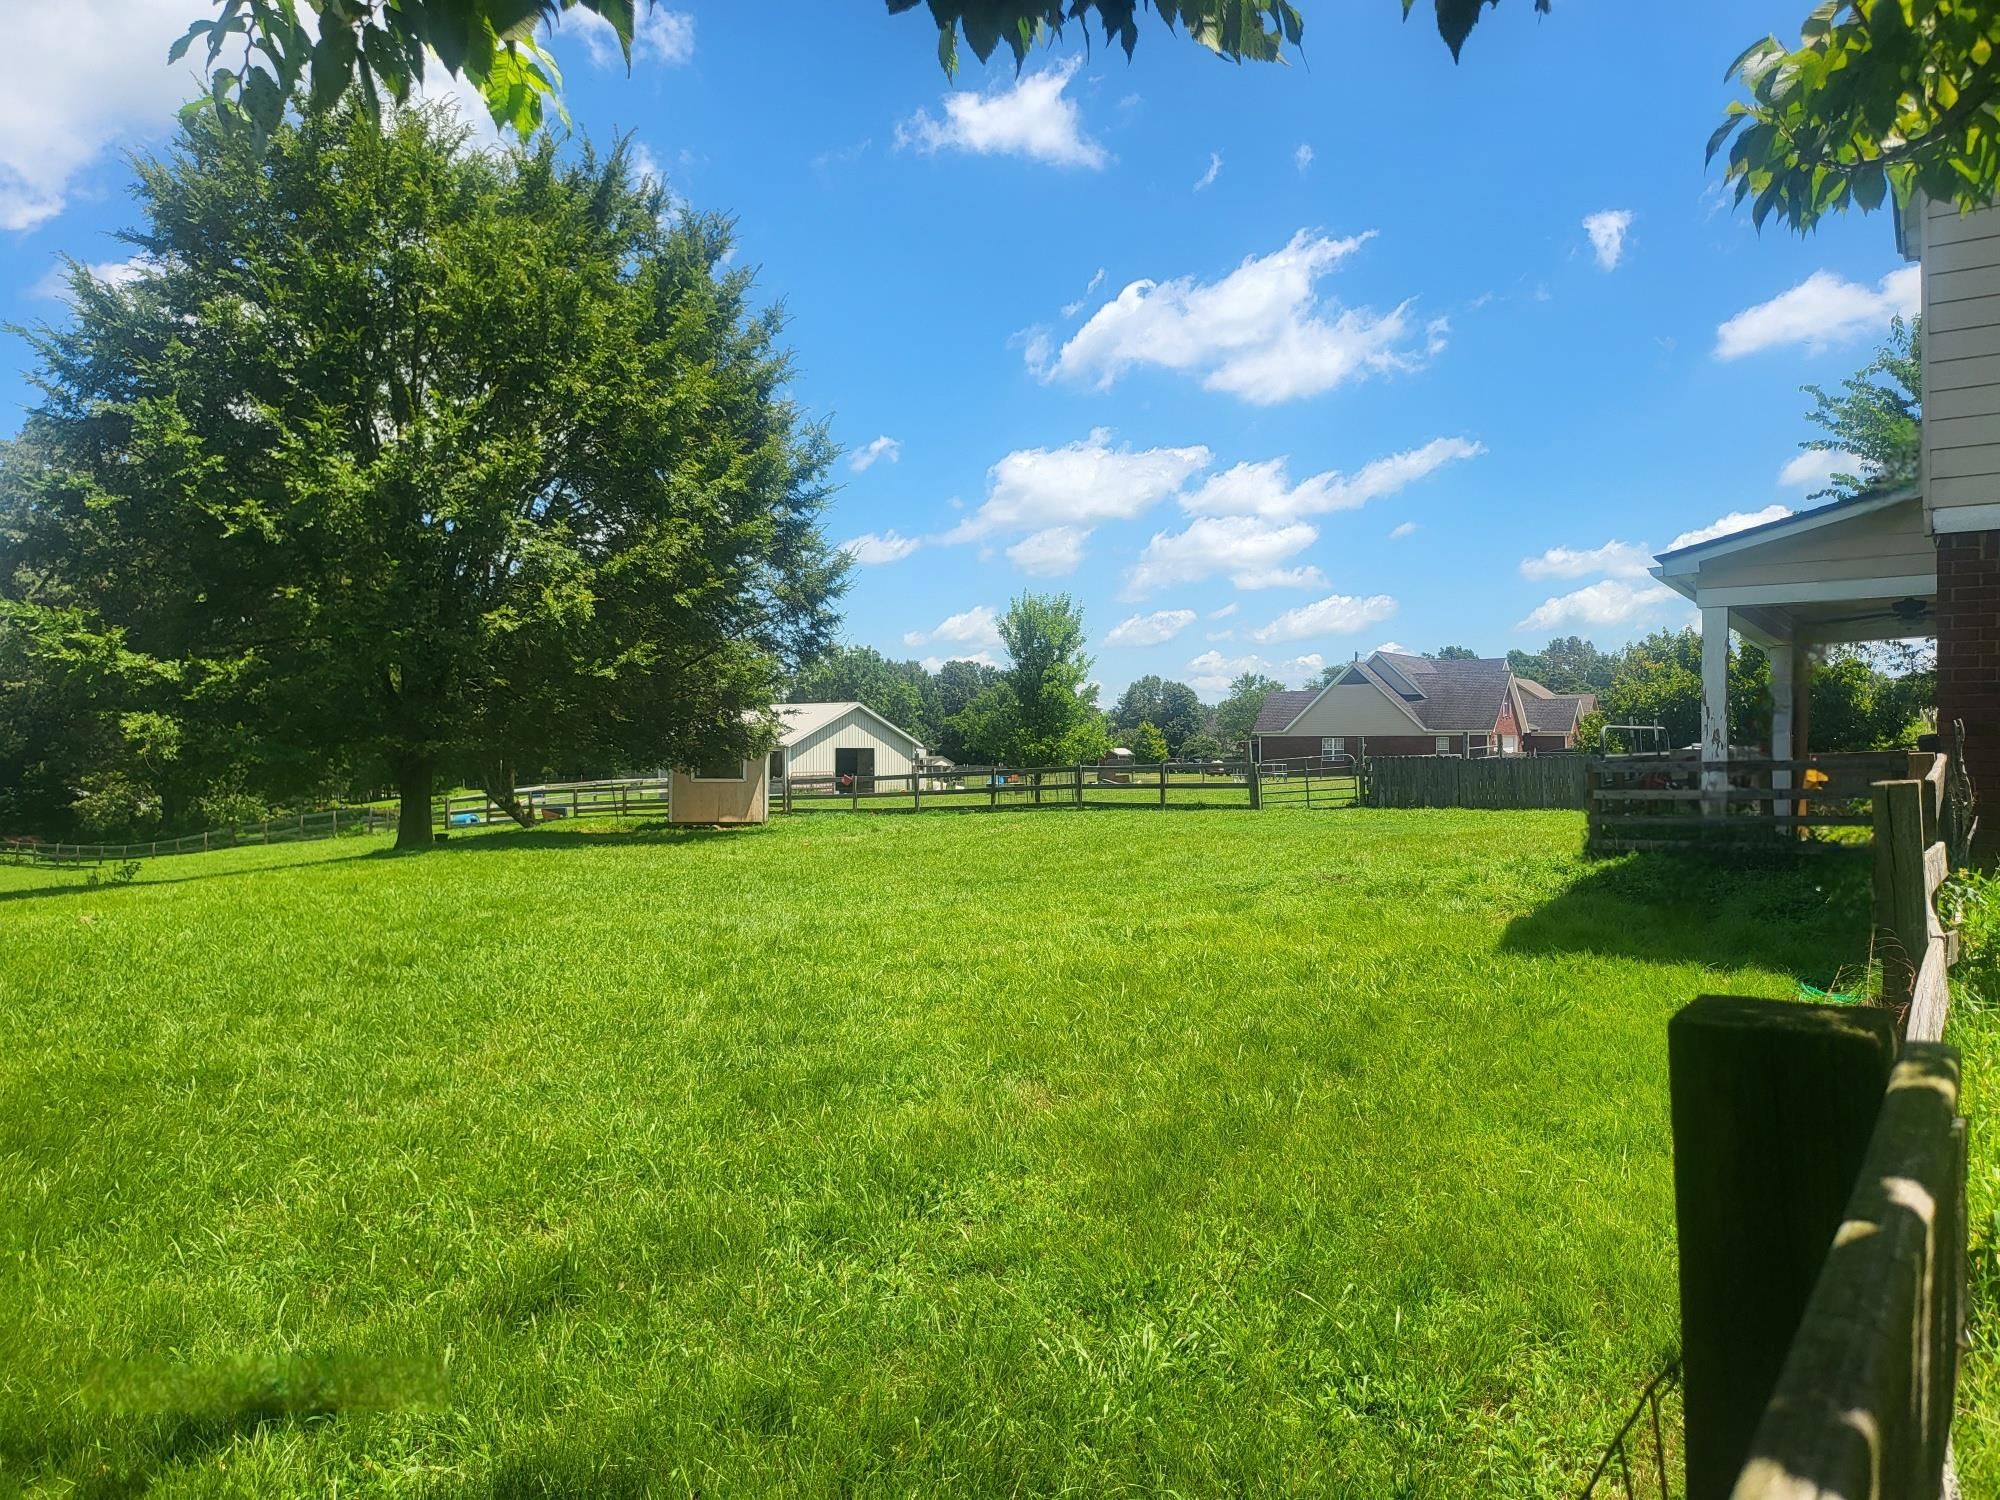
[435,777,671,829]
[1648,759,1966,1500]
[777,760,1271,814]
[1364,753,1587,810]
[0,804,395,867]
[1586,751,1915,854]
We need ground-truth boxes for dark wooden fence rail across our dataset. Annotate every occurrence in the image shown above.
[775,759,1297,814]
[1587,751,1916,853]
[1365,753,1587,810]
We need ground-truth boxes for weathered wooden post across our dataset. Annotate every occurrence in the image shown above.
[1669,996,1898,1500]
[1159,760,1168,807]
[1874,777,1931,1014]
[1248,758,1262,810]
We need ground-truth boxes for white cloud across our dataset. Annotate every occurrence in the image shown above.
[1194,151,1223,191]
[839,531,921,566]
[849,435,902,473]
[946,428,1211,541]
[1778,448,1862,489]
[1060,267,1108,318]
[1006,525,1091,576]
[1388,521,1418,540]
[1124,515,1318,597]
[1517,579,1679,632]
[919,649,1001,672]
[1251,592,1399,643]
[1371,640,1408,655]
[1208,603,1239,619]
[1715,267,1920,359]
[1582,209,1634,270]
[1295,143,1314,173]
[1042,230,1435,404]
[1,0,201,230]
[1666,504,1792,552]
[1234,565,1329,591]
[30,254,148,302]
[568,6,695,65]
[1519,539,1653,581]
[1105,609,1198,647]
[895,56,1107,169]
[1180,437,1483,520]
[1185,649,1327,694]
[905,605,1002,650]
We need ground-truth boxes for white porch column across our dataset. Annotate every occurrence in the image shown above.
[1769,639,1798,823]
[1700,606,1731,815]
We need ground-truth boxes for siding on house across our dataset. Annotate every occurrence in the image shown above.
[779,705,922,778]
[1283,683,1429,738]
[1917,196,2000,532]
[1690,497,1937,591]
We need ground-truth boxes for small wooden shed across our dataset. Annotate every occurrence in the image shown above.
[668,749,769,826]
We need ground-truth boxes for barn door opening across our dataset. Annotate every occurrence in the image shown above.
[835,747,876,793]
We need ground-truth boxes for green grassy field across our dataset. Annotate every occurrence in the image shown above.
[0,807,1978,1496]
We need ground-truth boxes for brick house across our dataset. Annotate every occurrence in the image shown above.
[1249,651,1596,763]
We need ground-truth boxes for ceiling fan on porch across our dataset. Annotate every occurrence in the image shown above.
[1812,596,1932,629]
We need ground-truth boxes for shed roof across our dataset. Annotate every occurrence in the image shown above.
[774,701,925,752]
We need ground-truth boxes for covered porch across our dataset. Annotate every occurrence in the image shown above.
[1652,487,1934,793]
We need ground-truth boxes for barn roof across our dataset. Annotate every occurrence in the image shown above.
[774,701,926,752]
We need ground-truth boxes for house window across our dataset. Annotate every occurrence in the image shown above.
[1500,734,1519,755]
[1435,735,1451,755]
[1321,737,1344,757]
[692,753,745,782]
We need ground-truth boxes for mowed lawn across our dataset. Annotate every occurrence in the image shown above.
[0,808,1893,1496]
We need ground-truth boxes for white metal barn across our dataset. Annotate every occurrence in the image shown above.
[771,702,926,788]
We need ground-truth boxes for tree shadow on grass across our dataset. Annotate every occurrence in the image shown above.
[1500,848,1876,981]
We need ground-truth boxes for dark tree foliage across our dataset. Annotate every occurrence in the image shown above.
[4,103,844,847]
[788,645,938,748]
[1109,674,1206,754]
[1213,671,1283,750]
[1507,636,1614,695]
[1427,645,1479,660]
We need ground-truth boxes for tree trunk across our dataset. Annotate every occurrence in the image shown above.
[481,757,536,830]
[394,754,435,851]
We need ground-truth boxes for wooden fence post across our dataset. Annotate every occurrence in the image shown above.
[911,767,921,813]
[1160,761,1168,807]
[1668,995,1899,1500]
[990,769,998,812]
[1248,759,1262,811]
[1732,1044,1965,1500]
[1874,778,1930,1014]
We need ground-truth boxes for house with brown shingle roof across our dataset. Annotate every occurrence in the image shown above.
[1249,651,1595,763]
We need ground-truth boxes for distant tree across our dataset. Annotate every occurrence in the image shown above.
[1807,647,1927,751]
[1597,629,1768,750]
[1310,661,1347,688]
[944,682,1019,765]
[171,0,1307,149]
[996,592,1103,764]
[1212,671,1284,750]
[789,645,935,746]
[1796,318,1922,500]
[1428,645,1479,660]
[1507,636,1613,695]
[1179,728,1232,763]
[1129,720,1170,763]
[930,656,1005,762]
[5,104,842,849]
[1110,674,1205,754]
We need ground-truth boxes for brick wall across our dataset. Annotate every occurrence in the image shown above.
[1937,530,2000,863]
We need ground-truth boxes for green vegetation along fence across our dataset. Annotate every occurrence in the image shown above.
[0,805,395,868]
[1363,753,1587,810]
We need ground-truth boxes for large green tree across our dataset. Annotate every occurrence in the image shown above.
[1213,671,1283,751]
[1109,674,1205,754]
[788,645,937,747]
[5,102,843,848]
[1796,317,1923,500]
[1507,636,1614,695]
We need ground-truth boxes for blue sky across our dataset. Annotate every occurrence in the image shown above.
[3,2,1919,699]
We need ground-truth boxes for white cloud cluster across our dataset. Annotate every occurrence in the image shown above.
[1295,143,1314,173]
[839,531,921,566]
[849,435,902,473]
[1125,515,1320,596]
[1040,230,1435,404]
[1251,593,1398,643]
[1582,209,1633,270]
[1518,539,1652,581]
[947,428,1211,544]
[1184,649,1327,694]
[904,605,1001,650]
[2,0,197,230]
[895,57,1106,169]
[1105,609,1198,648]
[1515,507,1792,631]
[1006,525,1091,577]
[1715,267,1920,359]
[1778,449,1862,490]
[1193,151,1223,191]
[1388,521,1418,540]
[568,6,695,65]
[1181,437,1482,520]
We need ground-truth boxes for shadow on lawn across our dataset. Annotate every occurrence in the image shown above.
[1500,848,1875,981]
